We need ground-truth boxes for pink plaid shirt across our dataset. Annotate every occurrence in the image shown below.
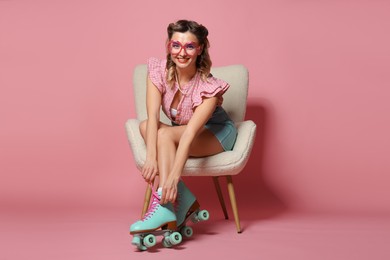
[147,57,230,125]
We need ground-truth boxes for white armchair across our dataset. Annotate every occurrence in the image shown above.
[125,64,256,233]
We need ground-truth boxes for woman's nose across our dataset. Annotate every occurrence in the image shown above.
[178,47,187,56]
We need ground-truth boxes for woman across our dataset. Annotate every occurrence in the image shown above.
[130,20,237,241]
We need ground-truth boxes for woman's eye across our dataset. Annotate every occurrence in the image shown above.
[172,43,181,48]
[186,44,195,50]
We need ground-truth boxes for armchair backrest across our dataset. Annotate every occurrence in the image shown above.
[132,64,249,124]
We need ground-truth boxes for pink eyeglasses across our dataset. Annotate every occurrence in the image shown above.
[167,40,201,57]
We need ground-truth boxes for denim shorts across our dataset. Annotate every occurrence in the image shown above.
[172,106,237,151]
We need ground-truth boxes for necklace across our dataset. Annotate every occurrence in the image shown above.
[175,70,197,96]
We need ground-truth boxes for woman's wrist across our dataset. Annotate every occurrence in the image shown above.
[146,154,156,161]
[169,170,182,182]
[146,146,157,160]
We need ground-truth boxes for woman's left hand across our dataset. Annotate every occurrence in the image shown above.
[160,177,179,204]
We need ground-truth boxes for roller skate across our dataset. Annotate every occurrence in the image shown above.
[175,180,209,239]
[130,188,182,251]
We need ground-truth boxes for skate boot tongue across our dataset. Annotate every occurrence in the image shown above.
[142,190,161,221]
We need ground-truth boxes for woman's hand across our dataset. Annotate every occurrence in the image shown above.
[160,176,179,204]
[141,159,158,183]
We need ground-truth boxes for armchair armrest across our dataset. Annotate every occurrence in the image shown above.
[125,119,146,171]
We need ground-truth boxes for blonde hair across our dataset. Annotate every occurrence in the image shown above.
[166,20,212,86]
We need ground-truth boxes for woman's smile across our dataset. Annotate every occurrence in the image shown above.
[176,56,190,64]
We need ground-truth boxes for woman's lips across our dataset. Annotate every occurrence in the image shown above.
[176,57,189,63]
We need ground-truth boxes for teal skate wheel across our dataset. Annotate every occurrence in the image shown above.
[143,234,156,248]
[131,235,141,246]
[198,210,209,221]
[137,244,147,251]
[180,226,193,238]
[162,238,172,248]
[169,232,182,245]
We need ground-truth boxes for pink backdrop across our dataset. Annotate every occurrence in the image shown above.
[1,0,390,216]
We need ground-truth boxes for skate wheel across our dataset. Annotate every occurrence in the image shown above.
[131,235,141,246]
[198,210,209,221]
[169,232,182,245]
[143,234,156,248]
[180,226,193,238]
[162,238,172,248]
[137,244,147,251]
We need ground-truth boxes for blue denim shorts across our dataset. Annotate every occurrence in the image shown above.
[172,106,237,151]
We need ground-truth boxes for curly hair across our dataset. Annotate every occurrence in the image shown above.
[166,20,212,86]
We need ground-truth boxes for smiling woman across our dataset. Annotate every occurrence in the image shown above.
[165,20,212,85]
[128,20,238,250]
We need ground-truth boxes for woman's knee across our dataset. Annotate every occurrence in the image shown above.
[157,127,176,145]
[157,127,170,140]
[139,120,147,139]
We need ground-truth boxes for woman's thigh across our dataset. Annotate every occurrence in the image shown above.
[163,125,224,157]
[140,120,224,157]
[189,128,224,157]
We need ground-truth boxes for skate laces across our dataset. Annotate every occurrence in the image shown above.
[142,189,160,221]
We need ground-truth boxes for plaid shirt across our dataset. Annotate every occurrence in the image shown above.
[147,57,230,125]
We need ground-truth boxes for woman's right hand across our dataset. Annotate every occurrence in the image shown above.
[141,159,158,183]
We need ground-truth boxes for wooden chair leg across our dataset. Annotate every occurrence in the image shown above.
[213,176,229,219]
[226,175,242,233]
[141,182,152,218]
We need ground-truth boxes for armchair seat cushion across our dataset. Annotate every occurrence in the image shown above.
[125,119,257,177]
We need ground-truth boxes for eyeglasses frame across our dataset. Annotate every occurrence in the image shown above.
[167,40,202,57]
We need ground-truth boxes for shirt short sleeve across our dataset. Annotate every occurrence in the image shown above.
[147,57,166,93]
[192,76,230,108]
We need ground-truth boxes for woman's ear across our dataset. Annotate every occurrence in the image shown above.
[198,45,204,55]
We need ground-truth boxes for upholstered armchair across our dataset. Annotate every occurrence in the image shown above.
[125,64,256,233]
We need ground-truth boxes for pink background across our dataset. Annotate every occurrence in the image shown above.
[2,0,389,214]
[1,0,390,259]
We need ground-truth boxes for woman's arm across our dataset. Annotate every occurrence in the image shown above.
[172,96,218,175]
[142,76,162,182]
[160,96,218,203]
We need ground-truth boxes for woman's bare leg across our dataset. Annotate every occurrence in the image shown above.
[156,126,180,187]
[157,125,224,186]
[140,120,224,187]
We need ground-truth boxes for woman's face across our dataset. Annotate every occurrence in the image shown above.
[168,32,202,70]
